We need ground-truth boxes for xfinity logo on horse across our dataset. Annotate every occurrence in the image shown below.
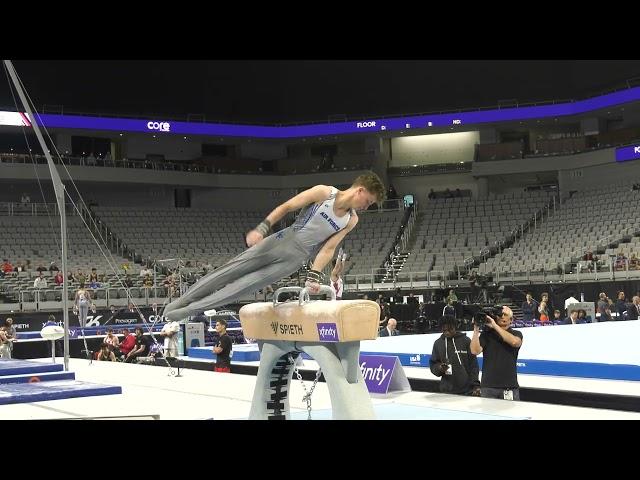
[147,121,170,132]
[317,323,339,342]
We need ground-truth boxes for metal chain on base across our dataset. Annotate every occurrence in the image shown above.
[289,354,322,420]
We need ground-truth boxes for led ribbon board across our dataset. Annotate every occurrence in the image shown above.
[3,86,640,139]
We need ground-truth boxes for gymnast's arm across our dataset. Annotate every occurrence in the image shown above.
[246,185,332,247]
[311,213,358,273]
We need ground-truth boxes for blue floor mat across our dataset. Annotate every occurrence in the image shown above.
[0,380,122,405]
[0,371,75,384]
[0,359,64,376]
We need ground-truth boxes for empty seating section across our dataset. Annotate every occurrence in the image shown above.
[483,181,640,279]
[407,191,552,278]
[341,211,405,276]
[93,207,266,268]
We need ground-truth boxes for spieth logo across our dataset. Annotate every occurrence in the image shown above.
[317,323,339,342]
[270,321,279,335]
[356,121,376,128]
[147,121,170,132]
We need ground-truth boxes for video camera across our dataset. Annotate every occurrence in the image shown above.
[473,305,504,326]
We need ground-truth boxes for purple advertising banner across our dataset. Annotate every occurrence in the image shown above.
[615,144,640,162]
[359,354,397,394]
[22,86,640,139]
[317,323,339,342]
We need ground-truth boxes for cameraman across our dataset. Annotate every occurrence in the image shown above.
[470,306,523,401]
[430,315,480,396]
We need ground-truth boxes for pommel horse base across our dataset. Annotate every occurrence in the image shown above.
[239,286,380,420]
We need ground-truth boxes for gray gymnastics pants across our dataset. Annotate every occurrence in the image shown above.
[78,301,89,328]
[163,230,312,321]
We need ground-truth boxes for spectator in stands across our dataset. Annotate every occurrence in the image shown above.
[379,318,398,337]
[627,296,640,320]
[2,259,14,275]
[36,264,47,273]
[541,292,554,315]
[49,262,59,272]
[552,309,562,323]
[33,272,47,289]
[96,343,116,362]
[521,292,538,321]
[54,271,64,286]
[597,292,612,322]
[379,301,391,329]
[14,261,25,273]
[563,309,587,325]
[615,291,627,320]
[430,315,480,396]
[20,192,30,205]
[159,320,180,358]
[471,305,523,401]
[89,268,98,284]
[577,309,590,323]
[163,274,177,300]
[615,251,627,271]
[538,300,549,322]
[139,265,152,277]
[123,274,133,288]
[119,328,136,358]
[67,271,75,284]
[213,319,232,373]
[75,269,86,285]
[442,299,456,317]
[330,248,346,300]
[630,253,639,270]
[446,289,458,304]
[143,274,153,288]
[124,327,149,363]
[163,172,385,321]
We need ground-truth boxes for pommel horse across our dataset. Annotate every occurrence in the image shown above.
[239,286,380,420]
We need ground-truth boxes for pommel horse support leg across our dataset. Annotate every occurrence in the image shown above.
[240,286,381,420]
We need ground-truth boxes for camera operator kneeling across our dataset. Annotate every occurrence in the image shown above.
[470,305,523,401]
[430,315,480,396]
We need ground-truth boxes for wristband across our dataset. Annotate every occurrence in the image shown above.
[306,269,324,283]
[255,219,272,237]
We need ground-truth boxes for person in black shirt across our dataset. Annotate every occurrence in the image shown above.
[470,305,523,401]
[124,327,149,363]
[213,318,232,373]
[430,315,480,396]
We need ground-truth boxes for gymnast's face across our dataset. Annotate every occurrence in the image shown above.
[354,187,378,211]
